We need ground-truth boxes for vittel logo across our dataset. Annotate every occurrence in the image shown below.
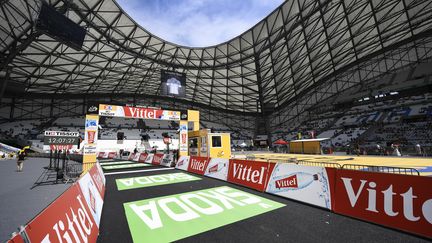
[232,163,266,184]
[41,195,94,243]
[341,177,432,224]
[208,164,219,173]
[128,107,157,119]
[190,158,208,172]
[276,175,297,189]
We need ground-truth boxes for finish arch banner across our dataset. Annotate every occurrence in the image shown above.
[265,163,334,209]
[333,170,432,239]
[175,156,190,171]
[227,160,276,192]
[204,158,229,181]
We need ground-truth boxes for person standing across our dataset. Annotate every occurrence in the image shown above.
[16,151,26,172]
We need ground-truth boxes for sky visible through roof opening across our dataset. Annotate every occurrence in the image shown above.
[116,0,284,47]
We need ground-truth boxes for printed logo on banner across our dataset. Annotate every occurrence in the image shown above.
[175,156,190,171]
[123,186,285,243]
[85,119,98,129]
[152,154,164,165]
[204,158,229,181]
[133,153,141,161]
[128,153,135,161]
[98,152,106,158]
[138,153,148,163]
[144,154,154,164]
[116,172,201,190]
[98,104,124,117]
[89,165,105,198]
[334,170,432,239]
[78,173,104,226]
[187,156,210,175]
[24,185,98,243]
[266,163,332,209]
[84,145,97,155]
[179,125,188,152]
[108,152,117,159]
[160,154,173,167]
[227,160,276,192]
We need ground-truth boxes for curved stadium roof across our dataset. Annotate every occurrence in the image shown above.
[1,0,432,114]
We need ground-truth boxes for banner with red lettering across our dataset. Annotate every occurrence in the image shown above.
[144,154,154,164]
[227,160,276,192]
[24,184,99,243]
[152,153,165,165]
[204,158,229,181]
[187,156,210,175]
[128,153,135,161]
[175,156,190,171]
[98,104,180,120]
[97,152,105,158]
[138,153,148,163]
[333,170,432,238]
[265,163,335,209]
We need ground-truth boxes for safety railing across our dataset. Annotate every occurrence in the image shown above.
[341,164,420,176]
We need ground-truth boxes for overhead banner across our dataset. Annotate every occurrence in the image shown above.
[266,164,334,209]
[333,169,432,239]
[227,160,276,192]
[98,104,181,120]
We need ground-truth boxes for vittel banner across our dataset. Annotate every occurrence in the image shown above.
[128,153,135,161]
[97,152,105,158]
[24,184,99,243]
[266,163,335,209]
[175,156,190,171]
[333,170,432,238]
[227,160,276,192]
[204,158,229,181]
[108,152,117,159]
[152,153,165,165]
[144,154,154,164]
[187,156,210,175]
[160,154,174,167]
[138,153,148,163]
[98,104,181,120]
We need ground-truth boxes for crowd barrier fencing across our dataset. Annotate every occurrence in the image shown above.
[341,163,420,176]
[174,155,432,239]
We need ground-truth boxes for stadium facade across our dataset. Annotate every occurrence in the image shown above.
[1,0,432,143]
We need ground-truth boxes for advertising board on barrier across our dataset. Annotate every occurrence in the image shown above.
[334,170,432,238]
[138,153,148,163]
[128,153,135,160]
[78,173,104,226]
[266,164,334,209]
[175,156,190,171]
[133,153,140,161]
[179,124,188,152]
[204,158,229,181]
[160,154,174,167]
[187,156,210,175]
[108,152,117,159]
[97,152,105,158]
[144,154,154,164]
[227,160,276,192]
[152,153,165,165]
[24,184,99,243]
[90,164,106,197]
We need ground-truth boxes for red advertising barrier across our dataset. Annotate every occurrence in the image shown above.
[97,152,105,158]
[24,184,99,243]
[333,170,432,238]
[227,159,276,192]
[187,156,210,175]
[7,233,23,243]
[152,153,165,165]
[108,152,117,159]
[128,153,135,161]
[138,153,148,163]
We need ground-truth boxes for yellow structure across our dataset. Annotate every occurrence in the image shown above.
[289,138,329,155]
[188,129,231,159]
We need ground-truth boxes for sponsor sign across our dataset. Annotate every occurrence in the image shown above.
[128,153,135,161]
[108,152,117,159]
[266,164,334,209]
[179,124,188,152]
[102,163,151,170]
[204,158,229,181]
[139,153,148,163]
[133,153,141,161]
[227,160,276,192]
[24,184,99,243]
[44,131,79,137]
[160,154,174,167]
[89,164,106,198]
[78,173,104,226]
[187,156,210,175]
[144,154,154,164]
[98,104,181,120]
[116,172,201,190]
[334,170,432,238]
[86,104,99,114]
[175,156,190,171]
[84,145,97,155]
[97,152,106,158]
[152,153,165,165]
[85,119,98,130]
[123,186,285,243]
